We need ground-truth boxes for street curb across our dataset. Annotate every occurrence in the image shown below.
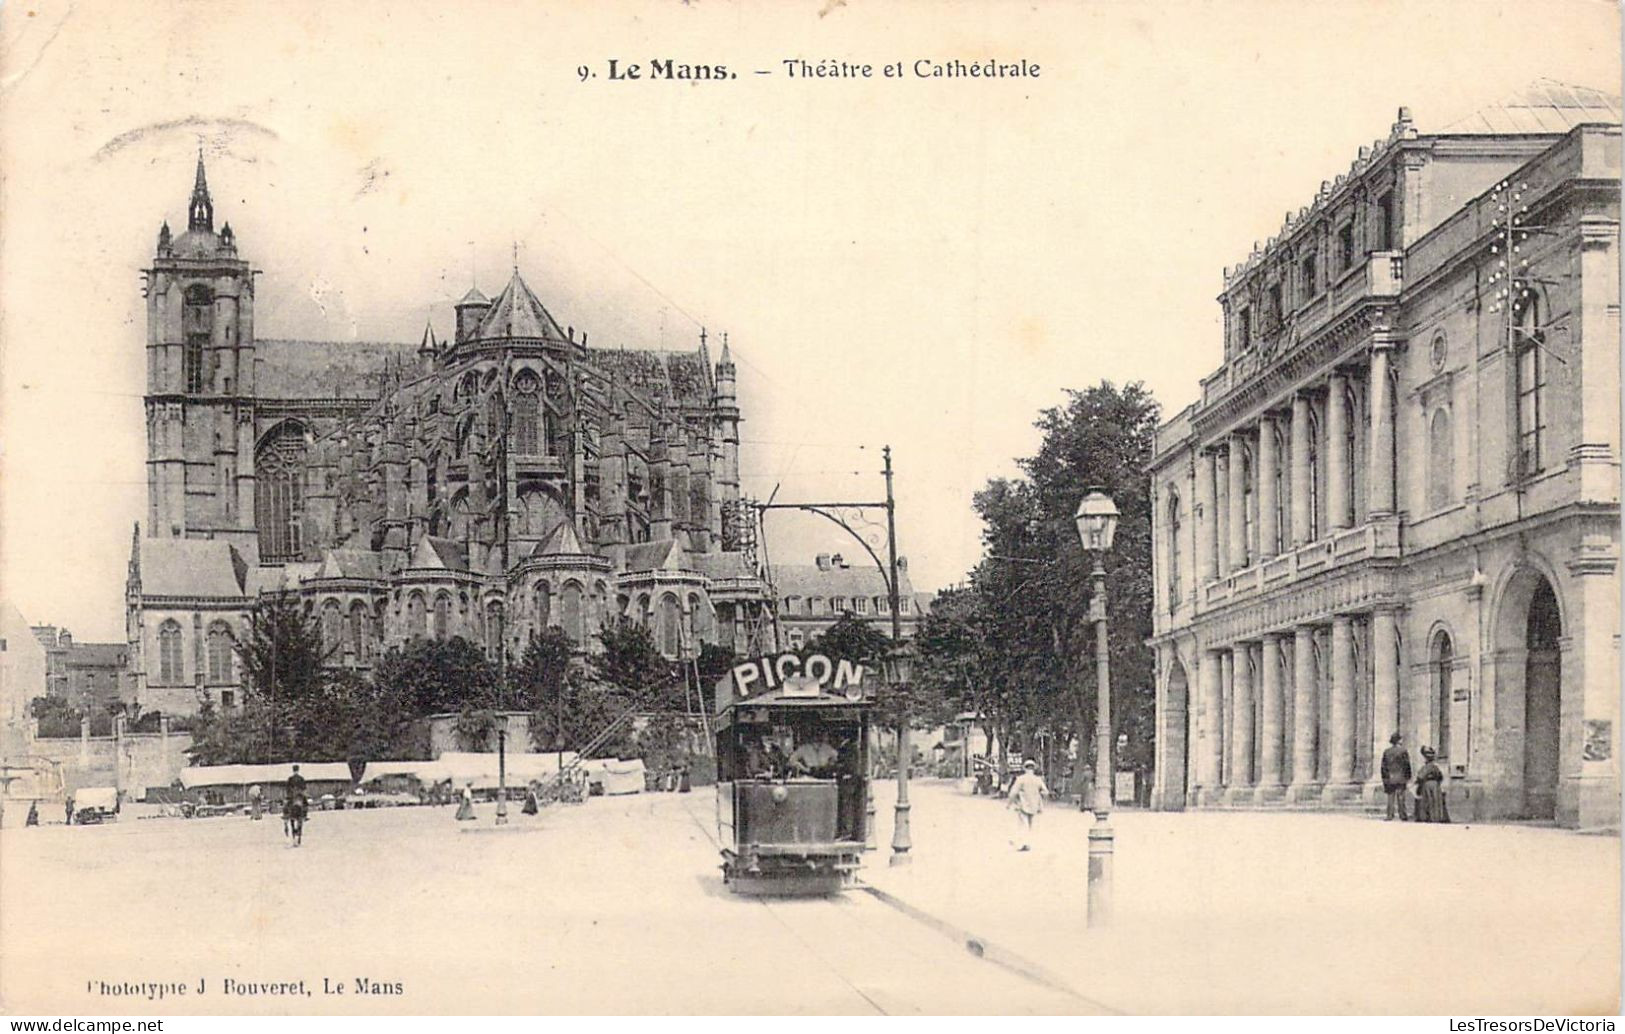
[854,879,1124,1015]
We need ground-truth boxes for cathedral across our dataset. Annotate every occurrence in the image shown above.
[127,156,774,717]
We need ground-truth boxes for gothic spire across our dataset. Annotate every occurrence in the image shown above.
[188,149,214,232]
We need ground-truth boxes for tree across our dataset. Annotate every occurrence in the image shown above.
[808,614,906,724]
[28,696,83,738]
[915,381,1160,787]
[592,618,677,707]
[370,636,500,717]
[236,595,333,711]
[513,627,576,752]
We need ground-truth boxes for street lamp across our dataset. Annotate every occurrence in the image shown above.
[1074,488,1119,928]
[883,639,916,866]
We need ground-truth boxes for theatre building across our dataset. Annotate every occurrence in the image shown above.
[1148,88,1620,828]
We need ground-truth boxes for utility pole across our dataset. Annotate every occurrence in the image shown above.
[884,446,911,866]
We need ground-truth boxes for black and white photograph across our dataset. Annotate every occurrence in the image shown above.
[0,0,1619,1022]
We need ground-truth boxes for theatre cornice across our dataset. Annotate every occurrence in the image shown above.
[1190,303,1394,441]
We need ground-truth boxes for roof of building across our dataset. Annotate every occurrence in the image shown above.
[587,348,712,408]
[254,339,419,399]
[690,550,754,581]
[135,538,250,598]
[405,535,471,572]
[314,549,384,581]
[623,538,683,572]
[457,285,490,306]
[532,520,588,557]
[64,643,128,668]
[1442,79,1621,134]
[248,561,321,594]
[771,561,916,601]
[474,271,568,342]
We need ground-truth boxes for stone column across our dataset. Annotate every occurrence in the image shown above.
[1365,607,1400,803]
[1215,451,1231,579]
[1291,394,1312,545]
[1256,633,1286,802]
[1226,644,1254,802]
[1227,434,1247,570]
[1323,614,1358,801]
[1258,415,1279,560]
[1219,649,1234,790]
[1369,338,1396,515]
[1326,371,1350,531]
[1199,648,1224,804]
[1198,451,1219,584]
[1288,625,1319,801]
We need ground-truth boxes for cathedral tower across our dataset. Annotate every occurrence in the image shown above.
[145,152,258,551]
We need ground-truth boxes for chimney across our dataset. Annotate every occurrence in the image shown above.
[815,553,831,571]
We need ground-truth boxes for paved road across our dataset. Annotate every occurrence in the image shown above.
[1,791,1089,1015]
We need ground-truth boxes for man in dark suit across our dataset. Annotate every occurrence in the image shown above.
[1380,732,1412,821]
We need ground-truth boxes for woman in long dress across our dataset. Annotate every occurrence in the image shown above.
[455,783,476,821]
[1415,746,1451,823]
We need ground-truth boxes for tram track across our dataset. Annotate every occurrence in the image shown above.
[674,791,1098,1014]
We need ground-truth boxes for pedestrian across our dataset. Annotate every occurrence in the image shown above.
[678,763,691,794]
[1380,732,1412,821]
[1415,746,1451,823]
[1005,759,1050,852]
[25,801,39,826]
[456,782,476,821]
[522,786,539,816]
[248,783,264,821]
[64,796,74,826]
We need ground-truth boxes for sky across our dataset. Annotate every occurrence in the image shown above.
[0,0,1618,640]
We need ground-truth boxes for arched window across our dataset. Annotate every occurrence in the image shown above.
[406,592,427,639]
[182,284,213,394]
[690,593,713,643]
[349,601,370,662]
[659,594,681,656]
[433,592,453,640]
[321,601,343,656]
[536,582,552,627]
[255,423,308,562]
[158,620,184,685]
[486,601,505,660]
[1166,493,1183,608]
[206,621,234,684]
[485,391,505,447]
[513,371,541,453]
[561,583,585,647]
[1432,631,1454,763]
[1515,297,1546,477]
[1428,409,1453,511]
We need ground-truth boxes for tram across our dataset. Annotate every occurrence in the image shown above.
[713,651,873,896]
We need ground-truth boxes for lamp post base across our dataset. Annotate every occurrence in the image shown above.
[889,801,913,866]
[1086,813,1113,928]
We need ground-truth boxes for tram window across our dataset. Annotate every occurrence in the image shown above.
[733,721,855,781]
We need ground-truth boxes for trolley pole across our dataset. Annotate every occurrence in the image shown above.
[885,446,912,866]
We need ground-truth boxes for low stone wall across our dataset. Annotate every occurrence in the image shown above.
[20,729,194,799]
